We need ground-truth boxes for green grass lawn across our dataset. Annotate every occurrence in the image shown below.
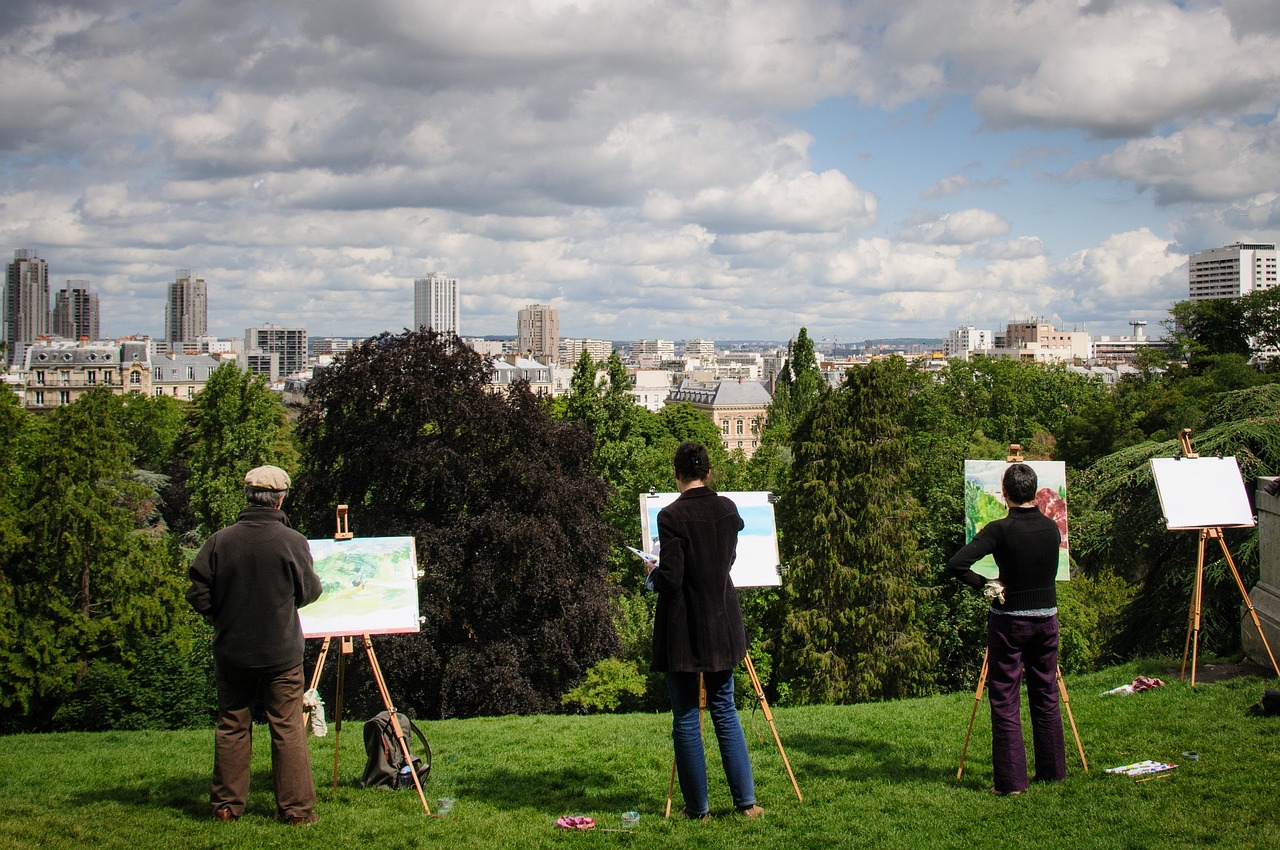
[1,658,1276,850]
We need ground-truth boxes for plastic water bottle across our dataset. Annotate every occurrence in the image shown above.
[397,765,413,789]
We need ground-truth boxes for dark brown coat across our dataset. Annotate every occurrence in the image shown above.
[650,487,747,673]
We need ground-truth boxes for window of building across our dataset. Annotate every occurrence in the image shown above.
[35,371,45,386]
[87,371,96,385]
[104,371,113,385]
[34,390,44,406]
[61,371,71,386]
[130,371,141,385]
[155,388,163,397]
[187,386,195,400]
[59,391,70,405]
[721,419,730,435]
[187,366,194,380]
[154,367,163,380]
[736,419,744,435]
[750,418,759,434]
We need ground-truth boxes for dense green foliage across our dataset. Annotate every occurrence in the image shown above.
[291,330,619,719]
[2,312,1278,731]
[778,361,937,703]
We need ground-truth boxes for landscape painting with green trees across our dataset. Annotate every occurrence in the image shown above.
[300,537,419,638]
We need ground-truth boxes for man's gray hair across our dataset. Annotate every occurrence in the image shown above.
[245,486,285,507]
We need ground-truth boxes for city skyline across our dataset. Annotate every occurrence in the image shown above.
[1,2,1278,342]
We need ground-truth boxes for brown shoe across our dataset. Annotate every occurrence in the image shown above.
[281,812,319,826]
[213,807,239,822]
[736,804,764,819]
[680,807,710,821]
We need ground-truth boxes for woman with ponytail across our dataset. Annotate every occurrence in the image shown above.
[644,441,762,819]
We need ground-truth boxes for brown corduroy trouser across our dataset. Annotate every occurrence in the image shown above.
[210,663,316,820]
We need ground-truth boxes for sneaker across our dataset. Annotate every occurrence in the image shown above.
[736,804,764,819]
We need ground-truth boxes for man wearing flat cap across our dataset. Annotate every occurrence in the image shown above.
[187,465,323,825]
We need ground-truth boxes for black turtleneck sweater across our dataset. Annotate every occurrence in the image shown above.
[947,505,1061,612]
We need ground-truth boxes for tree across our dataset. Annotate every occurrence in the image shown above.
[1,390,180,718]
[1164,298,1250,366]
[292,330,618,719]
[777,361,937,703]
[178,363,296,537]
[1241,286,1280,354]
[1071,384,1280,658]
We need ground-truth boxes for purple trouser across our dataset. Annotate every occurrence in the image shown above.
[986,612,1066,793]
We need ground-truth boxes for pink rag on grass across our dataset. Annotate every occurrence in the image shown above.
[1131,676,1165,692]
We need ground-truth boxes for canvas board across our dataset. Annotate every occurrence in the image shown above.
[1150,456,1255,530]
[299,536,421,638]
[639,491,782,588]
[963,460,1071,582]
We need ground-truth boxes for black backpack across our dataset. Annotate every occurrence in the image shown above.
[358,710,432,789]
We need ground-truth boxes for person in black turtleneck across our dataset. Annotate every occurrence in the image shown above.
[948,462,1066,796]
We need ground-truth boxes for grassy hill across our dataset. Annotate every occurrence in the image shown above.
[1,658,1275,850]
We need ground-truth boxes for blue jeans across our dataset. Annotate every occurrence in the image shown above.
[666,670,756,815]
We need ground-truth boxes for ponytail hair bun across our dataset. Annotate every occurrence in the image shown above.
[673,441,712,483]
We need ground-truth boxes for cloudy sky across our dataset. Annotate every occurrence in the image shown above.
[3,0,1278,344]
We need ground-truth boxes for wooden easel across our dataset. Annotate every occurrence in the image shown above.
[957,446,1088,779]
[663,656,803,817]
[1176,430,1280,687]
[306,505,431,815]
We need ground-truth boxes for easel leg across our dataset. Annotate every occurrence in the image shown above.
[1056,667,1088,772]
[1216,533,1280,680]
[363,636,431,815]
[332,637,350,791]
[743,654,803,802]
[957,649,989,779]
[1181,533,1208,687]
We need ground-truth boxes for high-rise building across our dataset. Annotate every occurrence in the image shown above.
[5,249,50,366]
[245,323,308,378]
[1188,242,1278,301]
[559,337,612,364]
[517,303,559,360]
[53,279,100,341]
[943,325,992,360]
[414,273,459,335]
[165,269,208,351]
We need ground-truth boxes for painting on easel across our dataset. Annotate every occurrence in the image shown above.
[299,536,420,638]
[963,460,1071,582]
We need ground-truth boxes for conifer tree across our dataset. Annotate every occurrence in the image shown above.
[777,361,936,703]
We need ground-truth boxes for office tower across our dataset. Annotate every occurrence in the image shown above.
[245,323,308,378]
[414,273,460,335]
[4,249,50,366]
[53,280,101,341]
[517,303,559,360]
[166,269,208,351]
[1188,243,1278,301]
[943,325,992,360]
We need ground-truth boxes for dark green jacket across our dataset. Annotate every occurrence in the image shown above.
[186,506,322,670]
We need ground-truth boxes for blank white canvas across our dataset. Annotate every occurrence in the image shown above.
[1150,456,1255,530]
